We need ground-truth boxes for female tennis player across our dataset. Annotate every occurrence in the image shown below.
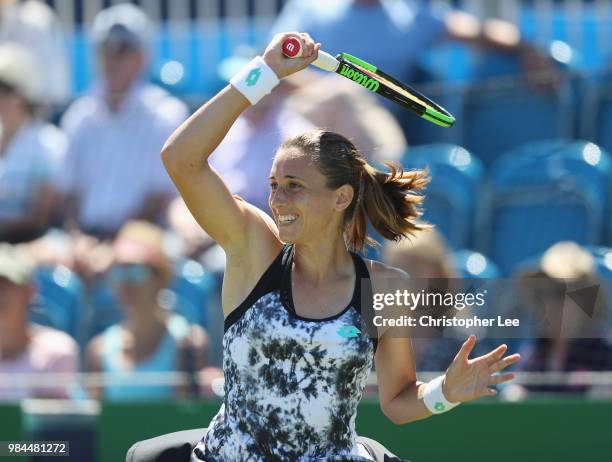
[157,32,520,462]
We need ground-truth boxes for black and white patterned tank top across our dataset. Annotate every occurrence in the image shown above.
[192,244,377,462]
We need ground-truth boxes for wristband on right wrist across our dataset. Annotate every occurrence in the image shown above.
[229,56,280,105]
[423,375,460,414]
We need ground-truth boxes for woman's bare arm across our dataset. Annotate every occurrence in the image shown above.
[161,86,255,252]
[372,264,521,425]
[371,264,431,424]
[161,33,320,255]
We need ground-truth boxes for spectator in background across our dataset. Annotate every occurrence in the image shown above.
[85,221,214,401]
[272,0,556,85]
[0,244,79,401]
[513,242,612,395]
[284,69,407,163]
[272,0,559,143]
[167,196,226,368]
[167,196,224,270]
[383,228,457,280]
[0,0,69,106]
[58,4,188,239]
[0,43,66,243]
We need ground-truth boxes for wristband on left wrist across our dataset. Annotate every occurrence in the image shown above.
[423,375,460,414]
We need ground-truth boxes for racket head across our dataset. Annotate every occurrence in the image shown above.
[338,52,455,128]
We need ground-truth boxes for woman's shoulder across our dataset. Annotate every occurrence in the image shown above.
[359,256,410,296]
[361,257,410,282]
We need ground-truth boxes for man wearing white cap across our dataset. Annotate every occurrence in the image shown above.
[0,243,79,401]
[0,0,69,105]
[58,4,188,239]
[0,42,67,243]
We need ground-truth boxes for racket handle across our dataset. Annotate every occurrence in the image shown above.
[312,51,340,72]
[281,37,339,72]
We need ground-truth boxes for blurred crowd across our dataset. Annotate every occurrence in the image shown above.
[1,0,611,403]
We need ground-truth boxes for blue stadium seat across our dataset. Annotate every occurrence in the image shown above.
[452,249,500,279]
[460,47,575,167]
[587,245,612,271]
[30,265,84,339]
[489,138,573,174]
[585,246,612,326]
[477,141,612,275]
[168,259,215,329]
[462,85,574,167]
[451,250,513,353]
[87,279,124,340]
[402,144,483,249]
[581,68,612,158]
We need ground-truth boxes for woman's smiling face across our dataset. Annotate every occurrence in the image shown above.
[268,149,347,244]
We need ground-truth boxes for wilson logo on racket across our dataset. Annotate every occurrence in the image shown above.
[339,65,379,92]
[281,38,455,127]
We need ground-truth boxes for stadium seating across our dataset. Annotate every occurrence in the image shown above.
[30,265,84,339]
[87,279,124,340]
[587,245,612,280]
[86,259,214,340]
[452,249,500,279]
[168,259,215,329]
[476,140,612,275]
[460,45,576,167]
[462,83,574,167]
[585,246,612,313]
[580,70,612,160]
[402,143,483,249]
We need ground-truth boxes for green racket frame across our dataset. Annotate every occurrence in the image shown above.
[335,52,455,128]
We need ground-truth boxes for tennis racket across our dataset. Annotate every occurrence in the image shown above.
[281,37,455,128]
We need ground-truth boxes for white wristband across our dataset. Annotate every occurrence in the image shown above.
[230,56,280,105]
[423,375,460,414]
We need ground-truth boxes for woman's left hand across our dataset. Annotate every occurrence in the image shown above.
[442,335,521,403]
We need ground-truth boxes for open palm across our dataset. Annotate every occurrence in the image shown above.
[442,335,521,404]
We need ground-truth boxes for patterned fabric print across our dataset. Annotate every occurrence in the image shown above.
[199,291,375,462]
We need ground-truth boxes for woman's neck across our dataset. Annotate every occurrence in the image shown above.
[293,236,354,284]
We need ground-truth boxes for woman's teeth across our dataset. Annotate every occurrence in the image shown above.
[279,214,298,224]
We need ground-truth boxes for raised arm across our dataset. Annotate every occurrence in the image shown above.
[160,33,320,254]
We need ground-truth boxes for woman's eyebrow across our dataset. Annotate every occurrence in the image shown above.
[268,174,305,180]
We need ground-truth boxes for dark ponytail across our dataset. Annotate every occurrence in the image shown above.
[279,129,430,253]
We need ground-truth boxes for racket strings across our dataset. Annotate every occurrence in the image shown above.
[349,61,432,111]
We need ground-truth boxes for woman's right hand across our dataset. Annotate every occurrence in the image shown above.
[262,32,321,79]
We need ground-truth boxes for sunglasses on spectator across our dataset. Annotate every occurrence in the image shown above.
[108,264,154,285]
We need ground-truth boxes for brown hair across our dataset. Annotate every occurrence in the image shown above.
[279,129,430,252]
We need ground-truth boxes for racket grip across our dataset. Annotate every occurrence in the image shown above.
[312,51,340,72]
[281,37,339,72]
